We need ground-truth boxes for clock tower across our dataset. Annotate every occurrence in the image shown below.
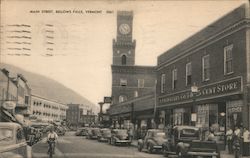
[113,11,136,66]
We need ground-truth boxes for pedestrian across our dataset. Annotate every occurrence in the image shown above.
[47,126,58,154]
[234,126,241,137]
[233,134,241,158]
[226,127,233,154]
[128,127,133,141]
[242,127,250,156]
[207,130,215,141]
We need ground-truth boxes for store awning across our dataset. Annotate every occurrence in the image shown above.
[2,109,17,122]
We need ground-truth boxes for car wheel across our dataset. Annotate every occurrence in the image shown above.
[162,147,168,157]
[138,144,142,152]
[147,144,153,154]
[177,150,183,158]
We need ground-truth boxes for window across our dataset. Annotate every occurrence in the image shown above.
[120,78,127,86]
[186,62,192,85]
[172,69,177,89]
[119,95,127,103]
[202,55,210,81]
[224,45,233,74]
[134,91,138,97]
[161,74,166,93]
[25,96,29,104]
[121,55,127,65]
[138,79,144,88]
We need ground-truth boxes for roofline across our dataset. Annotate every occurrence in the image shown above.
[31,94,67,106]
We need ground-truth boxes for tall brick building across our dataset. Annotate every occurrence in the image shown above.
[109,11,156,128]
[157,4,250,133]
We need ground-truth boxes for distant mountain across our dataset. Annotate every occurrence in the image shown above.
[1,63,98,112]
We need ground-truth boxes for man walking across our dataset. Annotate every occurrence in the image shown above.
[242,127,250,156]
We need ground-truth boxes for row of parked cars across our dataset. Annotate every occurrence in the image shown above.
[0,121,68,158]
[75,125,221,158]
[75,127,132,146]
[138,126,220,158]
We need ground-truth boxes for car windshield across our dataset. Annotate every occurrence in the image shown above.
[180,129,199,138]
[0,128,13,142]
[116,130,127,135]
[102,130,111,134]
[154,132,166,138]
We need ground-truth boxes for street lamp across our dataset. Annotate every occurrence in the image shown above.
[98,102,104,123]
[191,83,199,126]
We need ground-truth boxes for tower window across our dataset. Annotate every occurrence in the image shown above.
[121,55,127,65]
[119,95,127,103]
[120,78,127,86]
[134,91,138,97]
[138,79,144,88]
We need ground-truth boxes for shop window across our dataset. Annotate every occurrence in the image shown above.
[138,79,144,88]
[172,69,177,90]
[161,74,166,93]
[209,104,218,131]
[186,62,192,85]
[224,44,233,75]
[120,78,127,86]
[202,55,210,81]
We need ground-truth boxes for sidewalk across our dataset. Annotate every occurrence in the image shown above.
[131,140,250,158]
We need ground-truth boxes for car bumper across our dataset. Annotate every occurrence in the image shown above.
[153,145,163,149]
[187,151,219,156]
[116,140,131,143]
[99,137,109,141]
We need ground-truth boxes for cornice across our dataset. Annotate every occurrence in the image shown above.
[112,65,156,74]
[157,19,250,70]
[113,39,136,48]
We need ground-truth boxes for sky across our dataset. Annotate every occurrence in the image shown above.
[0,0,248,106]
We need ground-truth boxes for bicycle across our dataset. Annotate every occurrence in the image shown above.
[47,139,55,158]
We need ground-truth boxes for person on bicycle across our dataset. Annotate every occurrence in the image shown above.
[47,127,58,154]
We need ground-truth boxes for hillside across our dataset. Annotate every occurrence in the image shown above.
[1,63,97,111]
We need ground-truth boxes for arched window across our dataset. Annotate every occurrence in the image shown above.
[121,55,127,65]
[119,95,127,103]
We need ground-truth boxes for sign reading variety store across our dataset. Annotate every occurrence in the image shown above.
[159,77,242,106]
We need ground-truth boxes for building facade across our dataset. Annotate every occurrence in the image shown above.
[0,69,18,105]
[15,74,32,118]
[157,4,250,133]
[31,94,67,122]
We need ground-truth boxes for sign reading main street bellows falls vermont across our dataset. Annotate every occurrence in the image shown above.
[158,76,242,106]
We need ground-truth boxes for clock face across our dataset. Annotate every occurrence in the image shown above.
[119,24,130,35]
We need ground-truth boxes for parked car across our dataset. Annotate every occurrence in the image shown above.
[138,129,167,154]
[108,129,131,146]
[87,128,100,139]
[0,122,32,158]
[97,128,111,142]
[55,126,66,136]
[162,125,220,158]
[75,127,88,136]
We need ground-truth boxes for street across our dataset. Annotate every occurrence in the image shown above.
[32,132,162,158]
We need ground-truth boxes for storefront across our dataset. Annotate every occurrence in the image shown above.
[158,76,243,130]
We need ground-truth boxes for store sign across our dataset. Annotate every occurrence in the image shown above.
[104,97,112,103]
[159,77,242,106]
[2,101,16,110]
